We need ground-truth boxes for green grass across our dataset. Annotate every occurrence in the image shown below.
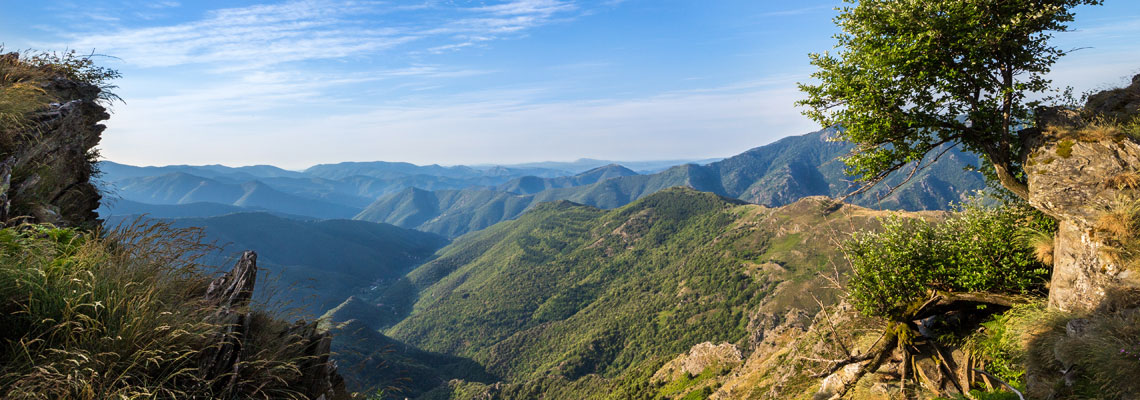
[0,221,317,399]
[656,368,721,399]
[1024,298,1140,399]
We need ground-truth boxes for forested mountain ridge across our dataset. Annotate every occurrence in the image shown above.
[326,187,944,398]
[100,158,654,220]
[355,129,985,238]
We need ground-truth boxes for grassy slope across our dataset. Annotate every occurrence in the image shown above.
[374,188,929,399]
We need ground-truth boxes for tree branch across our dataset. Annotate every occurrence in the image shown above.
[910,291,1026,321]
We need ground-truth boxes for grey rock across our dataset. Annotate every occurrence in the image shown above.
[1027,76,1140,313]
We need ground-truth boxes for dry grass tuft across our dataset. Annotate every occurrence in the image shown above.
[1028,232,1054,266]
[1106,171,1140,190]
[1093,198,1140,272]
[1044,118,1123,142]
[0,220,314,399]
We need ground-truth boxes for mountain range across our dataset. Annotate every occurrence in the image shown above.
[99,130,984,238]
[354,129,985,238]
[97,158,713,221]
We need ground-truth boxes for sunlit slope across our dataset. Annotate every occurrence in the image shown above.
[379,188,928,398]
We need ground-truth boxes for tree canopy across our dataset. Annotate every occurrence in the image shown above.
[798,0,1101,199]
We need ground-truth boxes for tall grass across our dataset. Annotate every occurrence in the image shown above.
[0,220,313,399]
[1024,295,1140,399]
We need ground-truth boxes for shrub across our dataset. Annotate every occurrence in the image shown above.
[844,199,1055,319]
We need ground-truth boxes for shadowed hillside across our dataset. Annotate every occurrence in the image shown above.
[107,212,448,317]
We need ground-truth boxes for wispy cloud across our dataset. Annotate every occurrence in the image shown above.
[60,0,580,69]
[102,75,817,168]
[758,5,835,18]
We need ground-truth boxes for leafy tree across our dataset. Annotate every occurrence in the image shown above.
[798,0,1101,199]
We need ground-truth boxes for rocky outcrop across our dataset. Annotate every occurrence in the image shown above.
[1026,74,1140,312]
[201,251,349,399]
[0,53,351,398]
[1085,74,1140,120]
[0,53,107,229]
[652,342,743,383]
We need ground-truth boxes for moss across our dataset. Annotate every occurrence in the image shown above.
[1056,139,1075,158]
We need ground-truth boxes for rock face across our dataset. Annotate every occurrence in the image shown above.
[1085,74,1140,120]
[0,53,107,229]
[1026,74,1140,312]
[652,342,743,382]
[200,251,349,399]
[1026,138,1140,311]
[199,251,259,392]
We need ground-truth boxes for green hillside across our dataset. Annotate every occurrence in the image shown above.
[346,188,934,399]
[355,129,981,238]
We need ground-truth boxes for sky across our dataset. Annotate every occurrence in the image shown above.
[3,0,1140,169]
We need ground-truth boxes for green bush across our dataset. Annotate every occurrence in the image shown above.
[844,199,1055,319]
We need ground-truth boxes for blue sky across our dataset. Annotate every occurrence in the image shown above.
[3,0,1139,168]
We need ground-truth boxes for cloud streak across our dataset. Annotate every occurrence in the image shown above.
[63,0,579,69]
[102,76,817,168]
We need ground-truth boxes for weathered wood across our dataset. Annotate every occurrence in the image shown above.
[199,251,258,394]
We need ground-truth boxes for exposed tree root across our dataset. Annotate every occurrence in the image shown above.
[819,291,1030,399]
